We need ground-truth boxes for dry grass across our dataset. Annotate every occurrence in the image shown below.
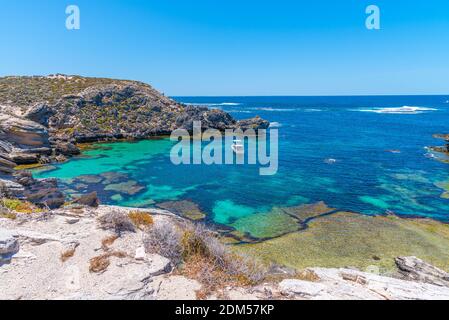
[0,212,17,220]
[144,222,267,298]
[101,235,118,251]
[97,210,135,235]
[89,251,127,273]
[143,221,182,264]
[128,211,154,230]
[295,269,321,282]
[60,248,76,263]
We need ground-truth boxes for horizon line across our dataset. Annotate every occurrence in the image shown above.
[171,93,449,98]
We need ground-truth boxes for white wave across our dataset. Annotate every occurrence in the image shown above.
[250,107,295,112]
[269,122,282,128]
[357,106,438,114]
[304,108,323,112]
[182,102,241,107]
[228,110,252,114]
[324,158,338,164]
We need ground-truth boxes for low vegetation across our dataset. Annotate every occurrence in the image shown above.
[128,211,154,230]
[97,210,135,235]
[144,221,267,298]
[89,251,128,273]
[0,198,43,215]
[60,248,76,263]
[101,235,118,251]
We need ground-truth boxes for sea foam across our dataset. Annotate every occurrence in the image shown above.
[357,106,438,114]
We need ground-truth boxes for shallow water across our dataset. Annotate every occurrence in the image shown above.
[35,96,449,236]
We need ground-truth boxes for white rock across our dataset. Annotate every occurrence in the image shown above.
[154,276,202,300]
[100,258,157,300]
[135,247,146,261]
[0,229,19,258]
[279,279,327,297]
[147,254,172,276]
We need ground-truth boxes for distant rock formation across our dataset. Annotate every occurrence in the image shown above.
[431,134,449,154]
[0,75,269,166]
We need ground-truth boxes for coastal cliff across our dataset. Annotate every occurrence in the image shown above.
[0,75,269,166]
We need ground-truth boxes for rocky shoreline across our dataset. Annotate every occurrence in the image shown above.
[0,75,268,207]
[2,205,449,300]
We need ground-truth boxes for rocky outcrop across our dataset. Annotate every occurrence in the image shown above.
[14,171,65,209]
[237,116,270,131]
[395,256,449,287]
[0,114,51,164]
[430,134,449,154]
[73,192,100,208]
[279,267,449,300]
[0,76,268,165]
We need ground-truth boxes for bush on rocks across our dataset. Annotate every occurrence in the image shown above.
[97,210,135,235]
[144,221,267,297]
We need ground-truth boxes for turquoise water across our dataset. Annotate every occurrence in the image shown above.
[35,96,449,232]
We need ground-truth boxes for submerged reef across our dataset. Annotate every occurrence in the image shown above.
[236,209,449,273]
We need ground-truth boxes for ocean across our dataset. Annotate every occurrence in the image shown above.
[34,95,449,236]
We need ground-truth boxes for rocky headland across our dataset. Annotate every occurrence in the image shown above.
[0,75,268,205]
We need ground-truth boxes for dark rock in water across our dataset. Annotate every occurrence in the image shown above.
[14,172,65,209]
[156,200,206,221]
[74,183,88,191]
[24,185,65,209]
[236,116,270,131]
[73,191,100,207]
[395,256,449,287]
[104,180,145,196]
[76,175,104,184]
[55,142,80,156]
[430,134,449,155]
[100,171,129,184]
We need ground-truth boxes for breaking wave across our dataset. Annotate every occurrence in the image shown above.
[356,106,438,114]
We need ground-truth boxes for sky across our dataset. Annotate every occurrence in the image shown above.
[0,0,448,96]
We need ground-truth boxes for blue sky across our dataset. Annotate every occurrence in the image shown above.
[0,0,448,96]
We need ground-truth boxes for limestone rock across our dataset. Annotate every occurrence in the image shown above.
[24,103,55,127]
[279,279,327,298]
[0,229,19,263]
[153,276,202,300]
[73,192,100,208]
[395,256,449,287]
[0,115,50,151]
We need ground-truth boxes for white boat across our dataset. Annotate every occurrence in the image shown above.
[232,139,244,155]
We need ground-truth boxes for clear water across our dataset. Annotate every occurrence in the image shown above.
[35,96,449,229]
